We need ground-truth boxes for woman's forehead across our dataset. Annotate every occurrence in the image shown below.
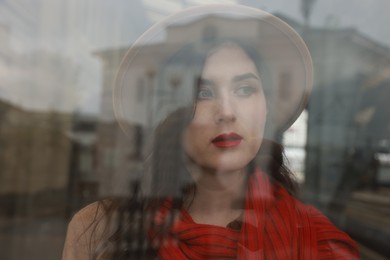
[202,44,260,78]
[206,42,251,61]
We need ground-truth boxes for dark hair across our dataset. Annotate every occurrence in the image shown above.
[90,40,298,259]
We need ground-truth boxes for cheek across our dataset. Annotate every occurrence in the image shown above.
[182,123,204,159]
[242,103,266,154]
[191,104,211,125]
[244,102,267,133]
[183,107,212,150]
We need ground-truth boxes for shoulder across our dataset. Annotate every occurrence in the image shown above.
[272,187,359,258]
[68,201,111,241]
[71,201,110,227]
[62,201,114,260]
[301,204,360,259]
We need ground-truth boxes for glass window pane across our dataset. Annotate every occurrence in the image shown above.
[0,1,388,259]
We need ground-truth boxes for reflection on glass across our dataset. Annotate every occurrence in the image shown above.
[0,1,389,259]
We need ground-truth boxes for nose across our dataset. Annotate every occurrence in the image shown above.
[214,95,236,124]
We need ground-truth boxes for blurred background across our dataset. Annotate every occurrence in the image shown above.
[0,0,389,259]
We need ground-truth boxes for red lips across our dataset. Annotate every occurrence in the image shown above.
[211,133,242,148]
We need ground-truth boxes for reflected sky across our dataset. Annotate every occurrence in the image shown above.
[0,0,390,114]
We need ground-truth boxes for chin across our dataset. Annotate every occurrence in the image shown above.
[202,156,253,173]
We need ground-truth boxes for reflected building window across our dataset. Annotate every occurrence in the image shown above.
[137,77,145,103]
[103,148,115,169]
[133,124,143,159]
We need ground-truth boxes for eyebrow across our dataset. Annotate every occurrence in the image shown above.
[232,73,260,82]
[198,77,214,87]
[198,72,260,86]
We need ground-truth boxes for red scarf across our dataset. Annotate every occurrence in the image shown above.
[149,170,358,259]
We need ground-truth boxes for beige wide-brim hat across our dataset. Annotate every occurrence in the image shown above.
[113,4,313,135]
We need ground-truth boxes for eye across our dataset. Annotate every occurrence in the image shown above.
[197,87,213,100]
[235,85,258,97]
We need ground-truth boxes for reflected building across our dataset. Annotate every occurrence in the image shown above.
[94,48,146,197]
[0,99,73,217]
[296,20,390,257]
[0,17,80,218]
[301,26,390,205]
[66,114,98,216]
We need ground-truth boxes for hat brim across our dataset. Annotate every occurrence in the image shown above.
[114,4,313,135]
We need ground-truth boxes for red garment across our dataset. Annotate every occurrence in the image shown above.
[149,170,359,259]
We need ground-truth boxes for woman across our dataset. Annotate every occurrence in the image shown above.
[63,5,359,259]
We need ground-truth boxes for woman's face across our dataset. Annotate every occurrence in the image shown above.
[182,44,267,172]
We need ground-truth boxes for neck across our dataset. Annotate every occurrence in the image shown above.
[185,167,248,226]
